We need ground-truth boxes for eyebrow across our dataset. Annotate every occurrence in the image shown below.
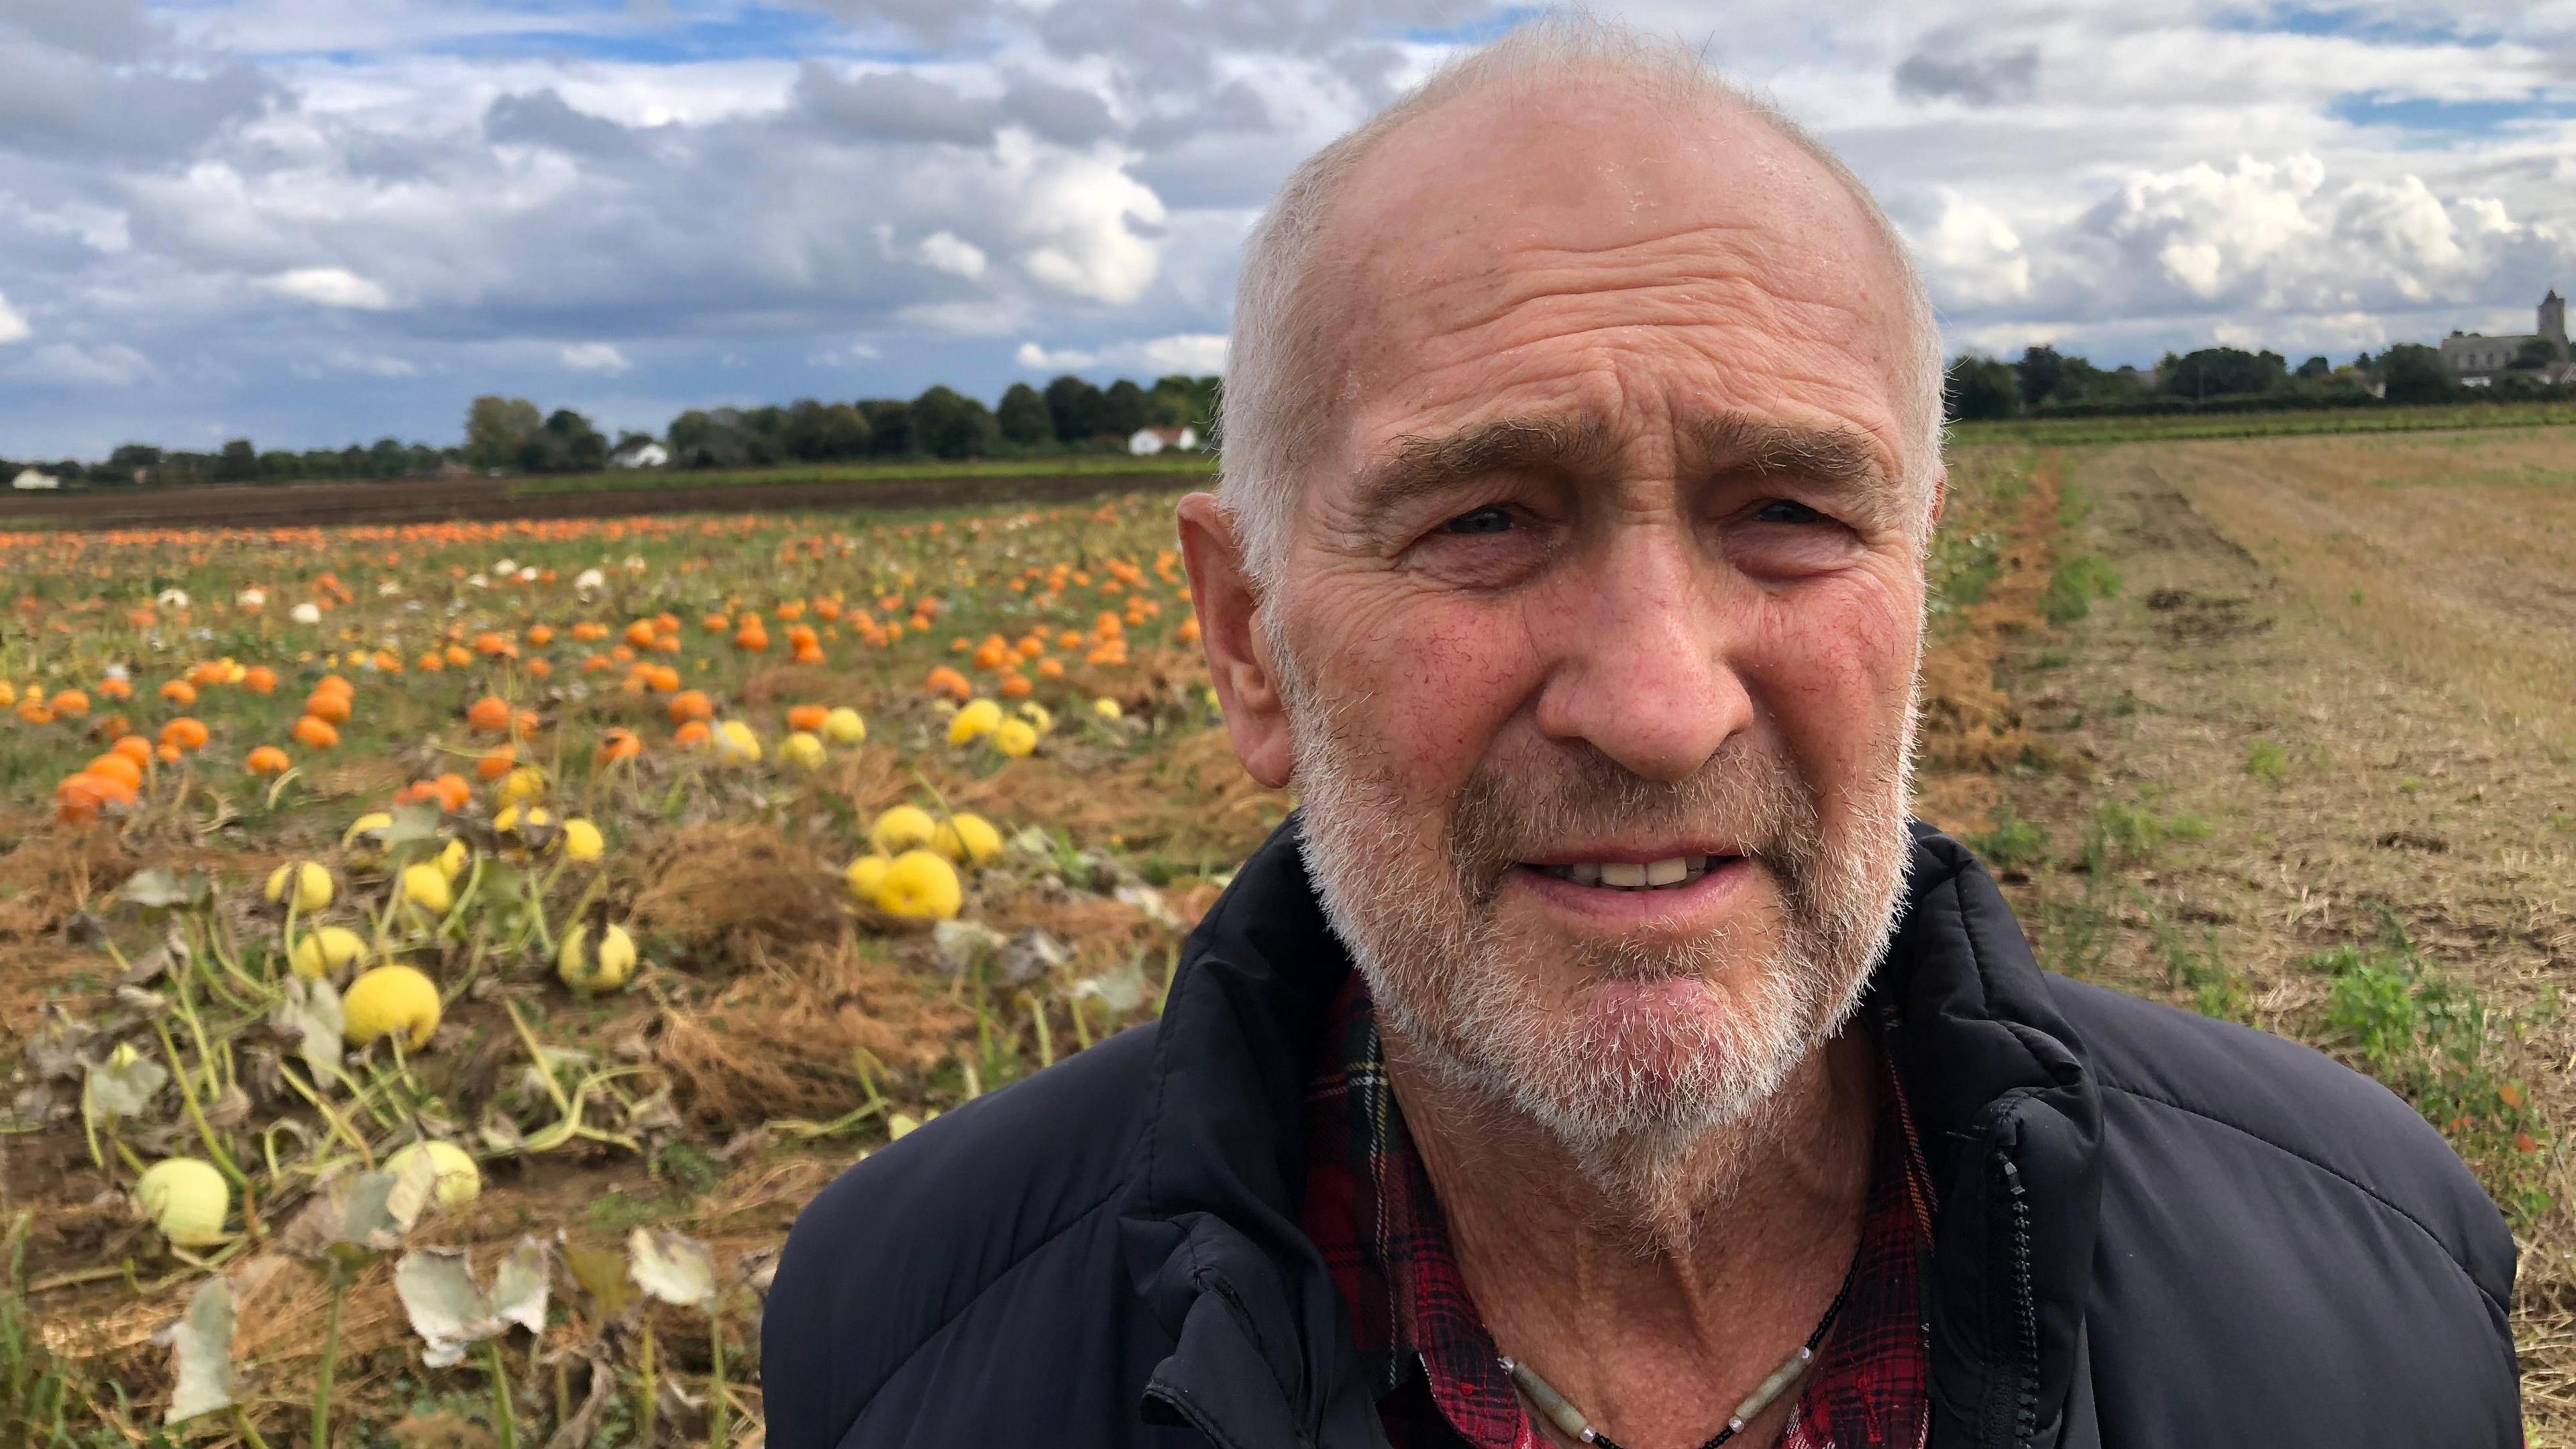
[1680,414,1888,490]
[1344,409,1901,541]
[1346,415,1619,537]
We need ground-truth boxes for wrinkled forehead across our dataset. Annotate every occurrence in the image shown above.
[1308,83,1918,476]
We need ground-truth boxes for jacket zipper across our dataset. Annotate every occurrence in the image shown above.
[1988,1148,2041,1449]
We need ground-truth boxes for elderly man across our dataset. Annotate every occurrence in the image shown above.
[765,19,2519,1449]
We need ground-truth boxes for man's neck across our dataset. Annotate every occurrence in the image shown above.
[1386,1028,1880,1449]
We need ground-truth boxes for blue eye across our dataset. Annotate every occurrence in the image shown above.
[1442,506,1513,535]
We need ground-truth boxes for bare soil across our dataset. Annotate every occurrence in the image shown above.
[1926,431,2576,1440]
[0,468,1197,531]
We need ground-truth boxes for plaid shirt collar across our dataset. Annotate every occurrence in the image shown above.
[1300,973,1935,1449]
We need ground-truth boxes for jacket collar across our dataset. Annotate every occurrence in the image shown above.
[1119,815,2103,1449]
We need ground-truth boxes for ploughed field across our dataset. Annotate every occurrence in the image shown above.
[0,430,2565,1444]
[1915,425,2576,1442]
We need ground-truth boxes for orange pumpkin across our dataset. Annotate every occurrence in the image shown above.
[292,716,339,749]
[243,665,277,694]
[110,735,154,768]
[600,727,643,763]
[160,716,210,751]
[48,689,89,718]
[84,753,143,788]
[476,747,515,781]
[432,773,473,812]
[786,704,828,733]
[466,696,512,734]
[54,772,136,825]
[245,745,292,775]
[674,720,711,749]
[303,690,352,724]
[667,690,714,724]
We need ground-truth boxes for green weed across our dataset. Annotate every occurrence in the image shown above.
[0,1216,75,1448]
[2034,880,2117,981]
[2146,905,2249,1024]
[1970,807,2050,871]
[2086,794,2210,871]
[2310,915,2553,1226]
[2245,738,2290,786]
[2041,554,2121,624]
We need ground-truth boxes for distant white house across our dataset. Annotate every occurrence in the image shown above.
[1127,425,1199,456]
[10,468,60,491]
[610,439,670,469]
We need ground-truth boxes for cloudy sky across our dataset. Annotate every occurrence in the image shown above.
[3,0,2573,458]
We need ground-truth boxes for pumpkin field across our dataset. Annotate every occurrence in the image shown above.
[0,489,1289,1447]
[1,425,2570,1446]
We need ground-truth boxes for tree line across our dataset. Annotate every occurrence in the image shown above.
[1943,339,2573,422]
[0,438,462,490]
[4,374,1222,488]
[656,373,1217,469]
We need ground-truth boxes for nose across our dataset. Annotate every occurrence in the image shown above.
[1529,518,1752,783]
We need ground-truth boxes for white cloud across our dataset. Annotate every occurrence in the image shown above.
[2098,154,2326,301]
[1139,333,1228,372]
[999,133,1167,303]
[559,341,633,374]
[5,1,2576,455]
[0,292,28,345]
[1922,191,2031,307]
[1016,333,1226,373]
[294,347,420,378]
[916,230,988,279]
[1016,339,1096,368]
[264,266,392,309]
[15,341,155,385]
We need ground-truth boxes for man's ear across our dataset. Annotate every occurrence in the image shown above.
[1927,463,1949,533]
[1175,492,1295,789]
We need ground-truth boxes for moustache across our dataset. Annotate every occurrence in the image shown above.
[1442,740,1823,908]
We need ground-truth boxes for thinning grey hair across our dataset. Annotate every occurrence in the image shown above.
[1215,12,1948,590]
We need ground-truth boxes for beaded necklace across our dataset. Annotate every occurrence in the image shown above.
[1496,1246,1860,1449]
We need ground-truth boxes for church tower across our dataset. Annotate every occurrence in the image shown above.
[2544,289,2567,350]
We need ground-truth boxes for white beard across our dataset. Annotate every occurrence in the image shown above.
[1271,604,1923,1229]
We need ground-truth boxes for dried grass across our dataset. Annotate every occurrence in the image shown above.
[1915,459,2059,780]
[655,934,971,1128]
[2174,429,2576,748]
[628,822,847,954]
[0,826,135,941]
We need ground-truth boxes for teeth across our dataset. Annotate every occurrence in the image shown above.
[1535,855,1738,890]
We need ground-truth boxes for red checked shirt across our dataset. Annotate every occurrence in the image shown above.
[1299,974,1935,1449]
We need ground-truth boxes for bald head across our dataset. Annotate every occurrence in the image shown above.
[1217,17,1943,589]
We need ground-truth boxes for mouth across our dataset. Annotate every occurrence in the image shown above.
[1520,851,1744,892]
